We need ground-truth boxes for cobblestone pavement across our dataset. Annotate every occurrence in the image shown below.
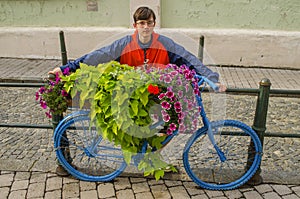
[0,58,300,198]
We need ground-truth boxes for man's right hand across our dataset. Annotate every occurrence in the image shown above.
[48,67,63,76]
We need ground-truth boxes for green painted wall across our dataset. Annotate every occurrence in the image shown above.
[161,0,300,31]
[0,0,300,31]
[0,0,130,27]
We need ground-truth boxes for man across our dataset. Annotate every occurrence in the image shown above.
[50,6,226,91]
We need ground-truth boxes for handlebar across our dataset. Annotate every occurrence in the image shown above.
[195,74,219,92]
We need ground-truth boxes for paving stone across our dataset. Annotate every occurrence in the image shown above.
[205,190,224,198]
[151,184,171,199]
[132,182,150,193]
[116,189,135,199]
[27,182,45,198]
[183,181,205,196]
[164,180,182,187]
[11,179,29,191]
[168,186,190,199]
[224,189,243,199]
[282,194,300,199]
[30,172,47,183]
[46,176,62,191]
[62,182,80,198]
[191,194,209,199]
[8,190,27,199]
[272,185,293,196]
[14,171,30,181]
[0,187,10,198]
[80,190,98,198]
[97,183,115,198]
[255,184,274,194]
[130,177,147,183]
[0,173,14,187]
[243,190,263,199]
[114,177,131,190]
[263,191,282,199]
[291,186,300,197]
[135,192,154,199]
[79,181,97,191]
[44,190,61,199]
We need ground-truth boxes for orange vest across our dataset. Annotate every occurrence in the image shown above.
[120,31,170,69]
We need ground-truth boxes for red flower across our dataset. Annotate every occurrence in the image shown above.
[147,84,160,95]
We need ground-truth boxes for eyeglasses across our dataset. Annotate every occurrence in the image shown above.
[136,20,155,27]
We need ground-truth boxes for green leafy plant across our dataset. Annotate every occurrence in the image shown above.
[61,61,201,180]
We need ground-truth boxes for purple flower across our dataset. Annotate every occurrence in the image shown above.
[166,128,173,135]
[45,111,52,118]
[161,101,171,110]
[38,86,45,94]
[158,93,165,100]
[164,75,172,83]
[63,67,70,75]
[169,123,177,131]
[55,72,61,84]
[174,101,181,109]
[175,108,181,113]
[178,90,183,98]
[163,114,170,122]
[40,100,47,109]
[61,90,68,97]
[35,92,40,101]
[179,124,186,132]
[166,91,174,99]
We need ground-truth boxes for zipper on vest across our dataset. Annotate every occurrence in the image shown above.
[143,48,149,70]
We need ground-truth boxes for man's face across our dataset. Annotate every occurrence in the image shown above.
[134,17,155,38]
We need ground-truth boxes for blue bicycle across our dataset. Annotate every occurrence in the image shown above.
[53,75,262,190]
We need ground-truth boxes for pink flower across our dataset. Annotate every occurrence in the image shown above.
[163,114,170,122]
[40,100,47,109]
[158,93,165,100]
[164,75,172,83]
[35,92,40,101]
[166,91,174,98]
[39,86,45,94]
[166,128,173,135]
[178,90,183,98]
[169,123,177,131]
[161,101,171,110]
[174,101,181,109]
[45,111,52,118]
[63,67,70,75]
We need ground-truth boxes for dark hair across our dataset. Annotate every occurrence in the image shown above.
[133,7,156,23]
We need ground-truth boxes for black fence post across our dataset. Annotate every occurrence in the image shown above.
[52,31,68,133]
[247,78,271,185]
[198,35,204,63]
[59,31,68,65]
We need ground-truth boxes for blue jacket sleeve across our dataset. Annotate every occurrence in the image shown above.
[60,35,130,72]
[159,35,220,83]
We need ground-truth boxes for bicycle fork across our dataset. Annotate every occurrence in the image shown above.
[197,95,227,162]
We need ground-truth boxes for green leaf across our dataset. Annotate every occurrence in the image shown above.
[154,170,164,181]
[140,90,149,106]
[130,100,139,116]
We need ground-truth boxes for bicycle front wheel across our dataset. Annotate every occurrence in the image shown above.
[183,120,262,190]
[54,113,127,182]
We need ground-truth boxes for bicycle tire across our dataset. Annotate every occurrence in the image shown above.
[183,120,262,190]
[54,113,127,181]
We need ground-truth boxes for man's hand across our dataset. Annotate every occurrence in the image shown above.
[48,67,63,77]
[215,83,227,92]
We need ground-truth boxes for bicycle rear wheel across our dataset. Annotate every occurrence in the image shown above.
[183,120,262,190]
[54,113,126,181]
